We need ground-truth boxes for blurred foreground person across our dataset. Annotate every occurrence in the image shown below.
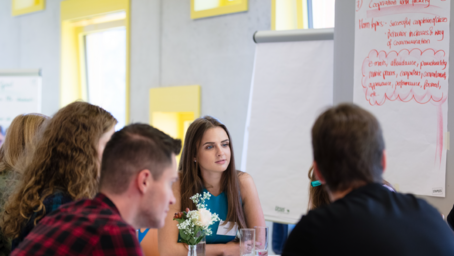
[0,114,49,210]
[0,114,49,256]
[11,123,181,256]
[282,104,454,256]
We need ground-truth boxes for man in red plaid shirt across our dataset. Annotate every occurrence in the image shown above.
[12,124,181,256]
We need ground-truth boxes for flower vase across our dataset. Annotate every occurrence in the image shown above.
[188,245,197,256]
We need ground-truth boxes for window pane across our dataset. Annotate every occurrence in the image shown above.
[14,0,35,9]
[275,0,298,30]
[85,27,126,130]
[312,0,335,29]
[194,0,243,11]
[194,0,219,11]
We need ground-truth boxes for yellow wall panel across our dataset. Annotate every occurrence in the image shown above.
[149,85,201,155]
[149,85,200,116]
[60,0,128,21]
[12,0,45,16]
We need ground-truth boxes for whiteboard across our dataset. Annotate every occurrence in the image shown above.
[242,39,333,223]
[0,75,42,129]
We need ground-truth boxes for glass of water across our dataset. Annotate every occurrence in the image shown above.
[254,226,268,256]
[240,228,255,256]
[196,235,206,256]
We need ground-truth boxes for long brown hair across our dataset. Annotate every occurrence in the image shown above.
[0,114,49,174]
[308,166,330,210]
[179,116,247,230]
[2,102,117,239]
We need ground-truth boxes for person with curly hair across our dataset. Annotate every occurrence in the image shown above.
[1,102,117,250]
[0,114,49,256]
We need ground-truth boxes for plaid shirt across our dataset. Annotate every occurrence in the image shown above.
[11,193,143,256]
[12,190,73,250]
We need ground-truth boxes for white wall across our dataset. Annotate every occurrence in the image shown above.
[160,0,271,166]
[0,0,63,117]
[0,0,271,167]
[129,0,161,123]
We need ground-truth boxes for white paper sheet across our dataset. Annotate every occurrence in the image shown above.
[353,0,450,197]
[0,76,42,129]
[242,40,333,223]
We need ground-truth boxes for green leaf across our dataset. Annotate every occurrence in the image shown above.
[195,236,203,244]
[194,226,202,236]
[180,230,189,241]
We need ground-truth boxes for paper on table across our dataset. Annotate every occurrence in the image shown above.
[353,0,450,197]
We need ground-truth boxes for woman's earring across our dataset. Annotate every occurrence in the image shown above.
[194,159,196,163]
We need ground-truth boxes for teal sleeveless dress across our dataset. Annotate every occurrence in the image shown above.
[203,188,237,244]
[178,188,237,244]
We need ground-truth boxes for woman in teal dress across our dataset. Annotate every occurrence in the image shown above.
[159,116,265,255]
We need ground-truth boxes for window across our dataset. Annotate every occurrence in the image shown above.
[85,27,126,129]
[272,0,335,30]
[191,0,248,19]
[312,0,335,29]
[60,0,130,127]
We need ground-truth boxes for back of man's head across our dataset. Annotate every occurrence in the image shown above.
[312,103,385,192]
[99,123,182,194]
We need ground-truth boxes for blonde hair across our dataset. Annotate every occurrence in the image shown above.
[2,102,117,239]
[0,114,49,214]
[0,114,49,174]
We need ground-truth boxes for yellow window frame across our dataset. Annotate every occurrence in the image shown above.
[271,0,307,30]
[191,0,248,19]
[60,0,130,124]
[12,0,45,16]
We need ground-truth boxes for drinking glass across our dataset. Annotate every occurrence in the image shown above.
[254,226,268,256]
[196,235,206,256]
[239,228,255,256]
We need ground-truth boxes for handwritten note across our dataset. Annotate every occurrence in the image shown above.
[353,0,450,197]
[0,76,42,129]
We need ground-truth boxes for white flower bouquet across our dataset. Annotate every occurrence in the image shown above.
[174,192,222,245]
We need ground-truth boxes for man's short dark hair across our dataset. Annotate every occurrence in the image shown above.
[311,103,385,192]
[99,123,182,194]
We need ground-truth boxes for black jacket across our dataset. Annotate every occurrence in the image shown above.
[283,183,454,256]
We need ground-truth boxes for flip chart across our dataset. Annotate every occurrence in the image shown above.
[353,0,450,197]
[242,38,333,223]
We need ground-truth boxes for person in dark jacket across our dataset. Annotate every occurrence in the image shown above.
[282,104,454,256]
